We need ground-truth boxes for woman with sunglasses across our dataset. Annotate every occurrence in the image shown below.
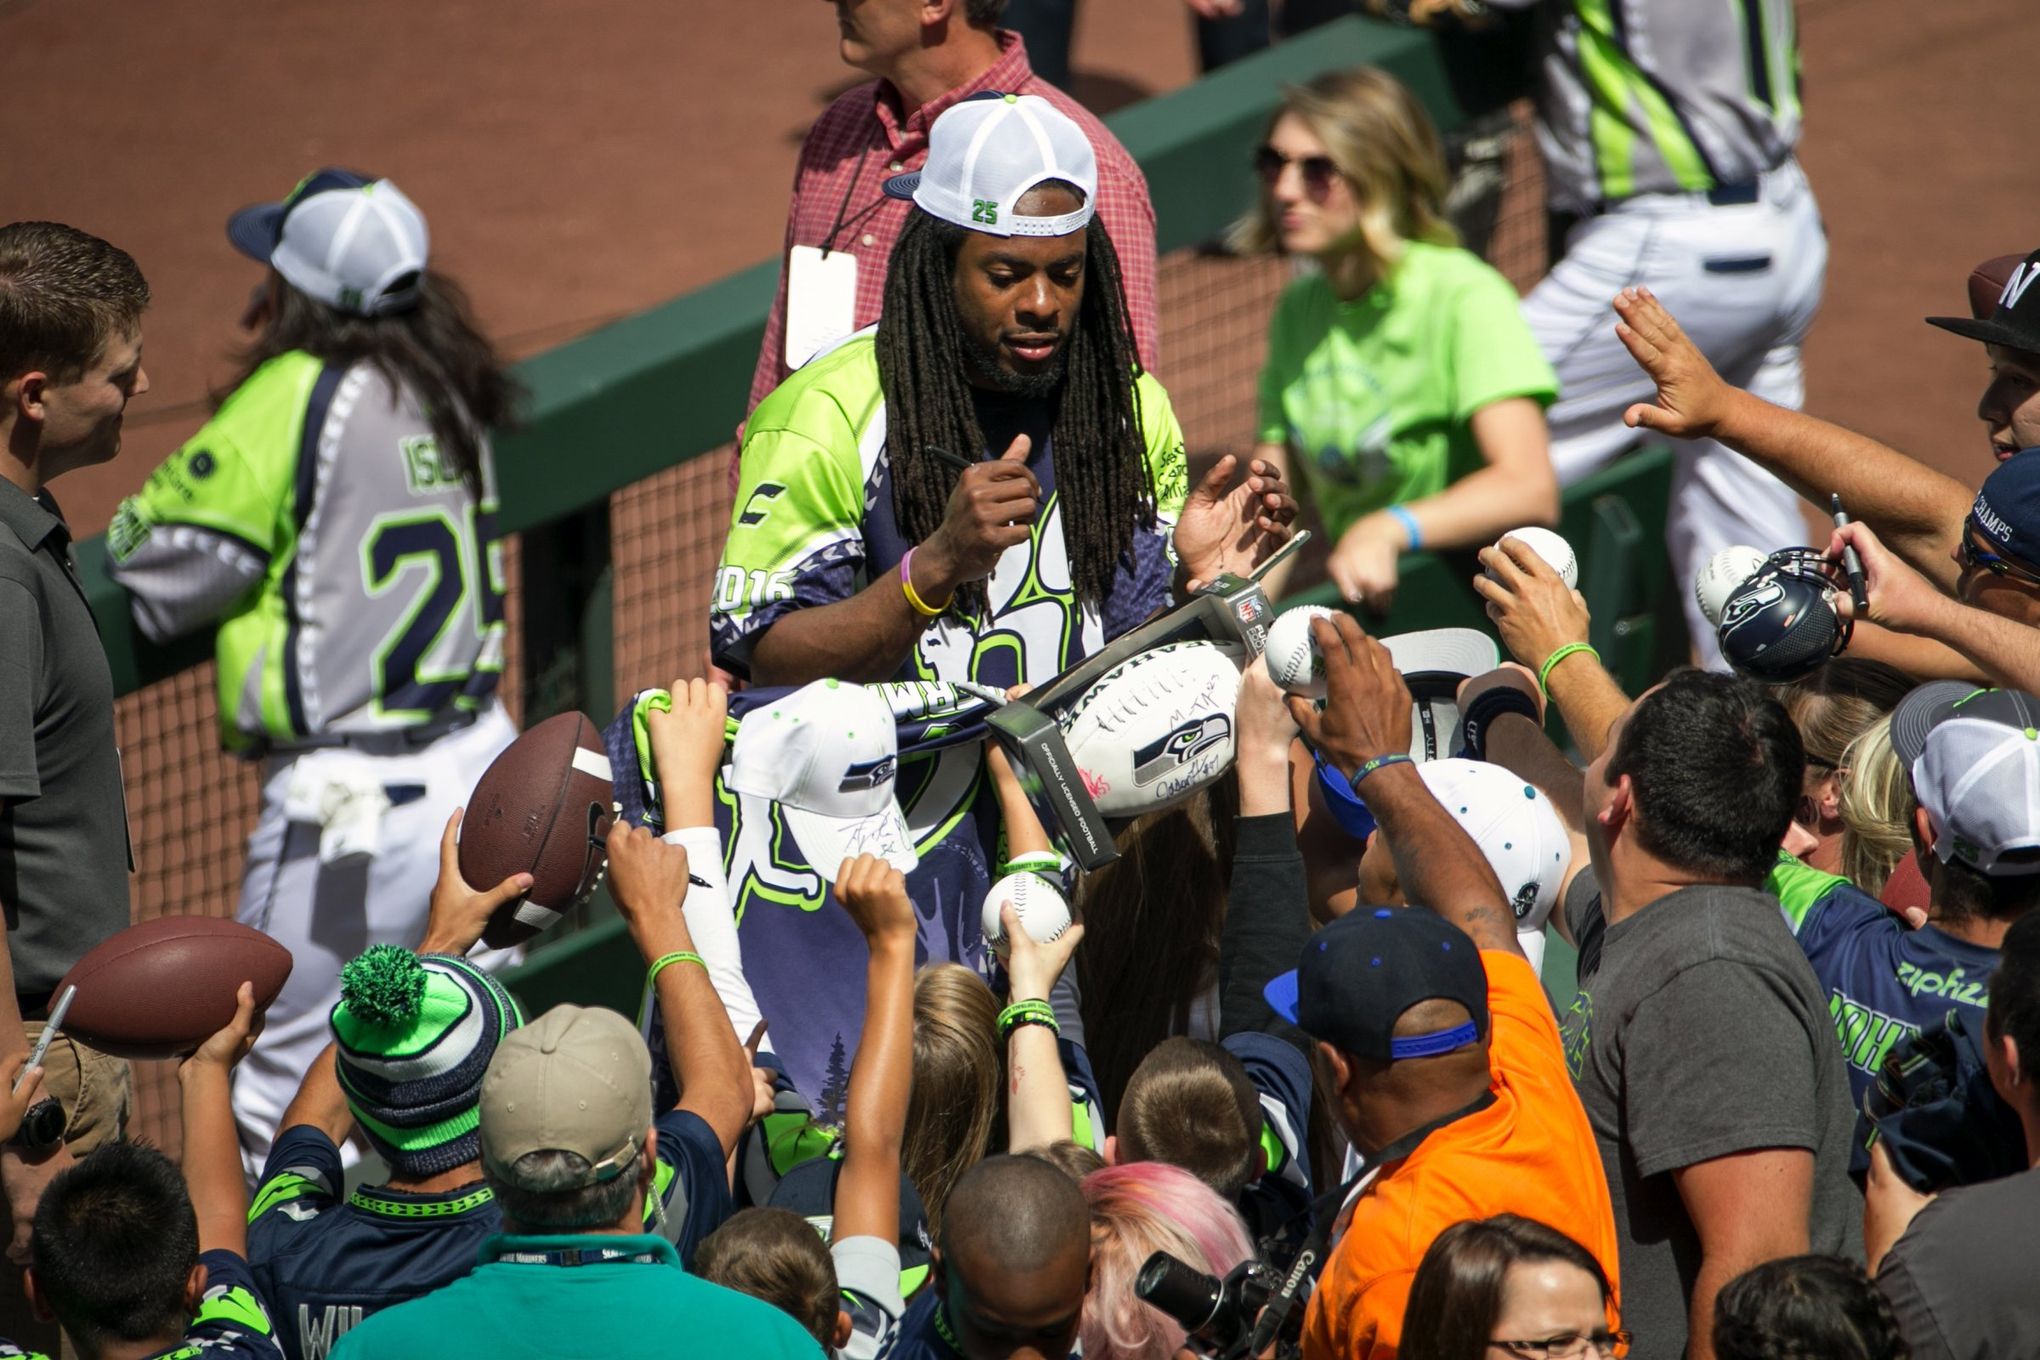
[1402,1215,1628,1360]
[1236,68,1559,609]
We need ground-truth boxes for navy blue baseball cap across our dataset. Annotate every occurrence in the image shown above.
[1265,908,1489,1061]
[768,1154,933,1294]
[1966,456,2040,571]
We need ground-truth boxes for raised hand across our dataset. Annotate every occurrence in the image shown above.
[1613,287,1737,441]
[1472,536,1593,672]
[836,853,918,949]
[1172,453,1299,586]
[422,808,533,956]
[918,434,1041,593]
[1287,614,1413,778]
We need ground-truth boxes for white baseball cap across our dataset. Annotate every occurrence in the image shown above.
[882,93,1098,238]
[1416,759,1571,970]
[228,168,429,317]
[726,680,918,883]
[1381,629,1500,762]
[1891,683,2040,875]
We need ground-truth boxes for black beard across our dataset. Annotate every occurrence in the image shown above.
[960,328,1067,398]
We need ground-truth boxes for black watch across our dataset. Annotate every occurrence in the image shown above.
[10,1098,63,1156]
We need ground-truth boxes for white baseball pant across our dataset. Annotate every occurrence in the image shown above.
[230,703,517,1173]
[1523,157,1827,666]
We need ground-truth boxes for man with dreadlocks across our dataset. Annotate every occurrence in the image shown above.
[708,92,1294,1098]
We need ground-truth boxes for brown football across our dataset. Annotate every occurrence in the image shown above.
[459,711,616,949]
[58,917,293,1060]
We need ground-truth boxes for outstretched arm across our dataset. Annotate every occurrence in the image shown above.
[1290,614,1516,954]
[1831,520,2040,691]
[1613,287,1970,588]
[1221,666,1314,1052]
[1472,537,1632,762]
[608,823,753,1157]
[179,983,264,1255]
[831,856,918,1247]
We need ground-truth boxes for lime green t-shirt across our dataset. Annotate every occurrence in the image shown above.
[1254,241,1558,535]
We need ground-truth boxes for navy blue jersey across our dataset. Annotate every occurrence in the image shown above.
[1066,1029,1313,1256]
[2,1250,286,1360]
[1772,854,2000,1172]
[250,1113,733,1360]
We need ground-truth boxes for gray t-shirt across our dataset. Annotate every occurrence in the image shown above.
[1561,871,1860,1359]
[0,483,131,1000]
[1876,1167,2040,1360]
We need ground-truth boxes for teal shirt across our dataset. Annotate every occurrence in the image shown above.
[1255,241,1557,536]
[327,1233,821,1360]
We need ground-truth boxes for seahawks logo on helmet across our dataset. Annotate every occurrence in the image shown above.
[1132,715,1233,787]
[1719,578,1784,631]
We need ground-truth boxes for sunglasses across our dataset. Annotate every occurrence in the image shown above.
[1958,521,2040,587]
[1254,144,1341,200]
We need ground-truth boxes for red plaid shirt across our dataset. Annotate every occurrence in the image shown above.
[745,32,1160,416]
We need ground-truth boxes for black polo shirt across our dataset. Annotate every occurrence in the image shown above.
[0,479,129,1005]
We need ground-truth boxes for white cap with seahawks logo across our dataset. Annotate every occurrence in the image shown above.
[1413,759,1571,975]
[727,679,918,883]
[882,92,1098,238]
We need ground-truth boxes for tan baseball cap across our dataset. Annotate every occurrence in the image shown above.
[480,1004,652,1189]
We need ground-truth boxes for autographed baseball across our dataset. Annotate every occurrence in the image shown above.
[1696,545,1771,628]
[981,872,1072,958]
[1490,527,1578,589]
[1263,606,1338,699]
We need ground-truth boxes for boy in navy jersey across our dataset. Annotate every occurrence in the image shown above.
[13,986,282,1360]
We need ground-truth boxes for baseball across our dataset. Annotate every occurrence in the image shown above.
[1696,545,1771,628]
[1263,606,1337,699]
[1490,527,1578,589]
[981,872,1072,957]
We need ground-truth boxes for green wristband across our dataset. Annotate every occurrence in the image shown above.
[647,951,707,988]
[997,1000,1059,1039]
[1538,642,1599,696]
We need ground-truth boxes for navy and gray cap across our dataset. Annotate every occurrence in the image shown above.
[228,167,428,317]
[1265,907,1489,1061]
[1890,683,2040,876]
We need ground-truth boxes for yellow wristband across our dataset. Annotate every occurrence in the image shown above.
[1538,642,1599,696]
[647,951,707,988]
[901,549,949,618]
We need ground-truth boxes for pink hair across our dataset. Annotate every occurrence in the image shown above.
[1081,1161,1256,1360]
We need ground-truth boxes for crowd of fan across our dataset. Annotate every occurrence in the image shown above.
[5,1,2040,1359]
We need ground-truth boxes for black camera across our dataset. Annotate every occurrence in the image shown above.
[1136,1252,1280,1357]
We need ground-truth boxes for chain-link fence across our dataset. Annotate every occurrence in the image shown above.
[119,102,1545,1152]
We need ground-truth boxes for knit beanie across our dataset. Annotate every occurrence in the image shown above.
[330,945,524,1178]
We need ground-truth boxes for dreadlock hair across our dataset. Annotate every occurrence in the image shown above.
[876,198,1152,618]
[223,269,520,499]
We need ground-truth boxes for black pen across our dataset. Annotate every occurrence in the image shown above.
[927,445,975,475]
[1831,493,1870,613]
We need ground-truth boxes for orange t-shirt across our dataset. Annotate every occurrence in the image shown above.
[1301,951,1621,1360]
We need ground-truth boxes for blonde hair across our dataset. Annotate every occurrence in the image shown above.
[903,964,1000,1240]
[1838,715,1915,896]
[1231,66,1457,274]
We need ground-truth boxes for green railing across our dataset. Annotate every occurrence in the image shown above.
[74,15,1682,1014]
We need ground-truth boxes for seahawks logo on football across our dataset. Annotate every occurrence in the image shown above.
[1131,715,1233,788]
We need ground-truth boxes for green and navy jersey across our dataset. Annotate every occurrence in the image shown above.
[712,330,1187,688]
[708,332,1187,1100]
[248,1115,733,1360]
[1506,0,1802,209]
[1772,853,1999,1173]
[107,354,505,753]
[0,1249,286,1360]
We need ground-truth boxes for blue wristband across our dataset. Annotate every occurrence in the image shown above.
[1351,753,1414,784]
[1386,504,1422,551]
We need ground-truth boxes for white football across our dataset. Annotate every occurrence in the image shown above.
[1263,606,1337,699]
[1696,545,1771,628]
[981,871,1072,958]
[1490,527,1578,589]
[1058,640,1242,817]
